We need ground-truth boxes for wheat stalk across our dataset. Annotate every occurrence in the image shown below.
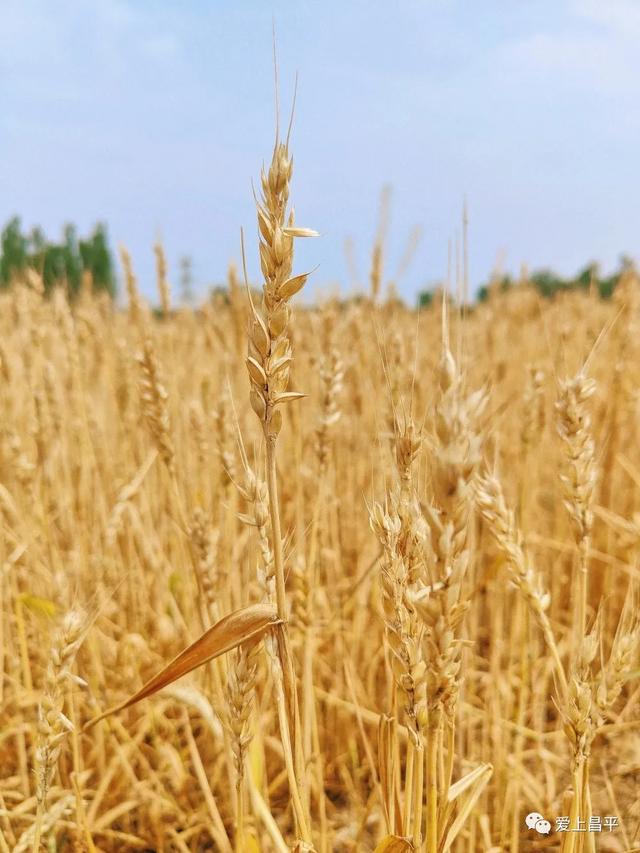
[244,126,318,847]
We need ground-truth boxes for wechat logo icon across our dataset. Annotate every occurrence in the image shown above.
[526,812,551,835]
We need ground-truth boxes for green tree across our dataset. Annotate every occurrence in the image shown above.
[572,262,598,291]
[478,257,634,302]
[418,289,433,308]
[0,218,116,297]
[0,217,28,284]
[79,224,115,296]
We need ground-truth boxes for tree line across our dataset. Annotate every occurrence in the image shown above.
[0,217,115,296]
[476,256,635,302]
[1,217,634,307]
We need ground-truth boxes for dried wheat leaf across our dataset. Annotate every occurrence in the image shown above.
[447,761,493,803]
[85,603,280,730]
[442,763,493,852]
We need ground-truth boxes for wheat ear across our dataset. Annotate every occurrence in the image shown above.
[33,610,87,852]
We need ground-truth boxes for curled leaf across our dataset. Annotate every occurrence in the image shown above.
[85,603,280,730]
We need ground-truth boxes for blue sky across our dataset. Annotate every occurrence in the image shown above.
[1,1,638,302]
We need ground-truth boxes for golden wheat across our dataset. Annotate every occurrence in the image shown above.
[0,141,639,853]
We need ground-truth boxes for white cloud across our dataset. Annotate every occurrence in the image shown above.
[0,0,181,84]
[141,33,180,61]
[504,1,640,96]
[573,0,640,38]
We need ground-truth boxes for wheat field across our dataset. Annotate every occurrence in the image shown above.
[1,133,639,853]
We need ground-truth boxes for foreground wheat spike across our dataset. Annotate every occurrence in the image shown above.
[245,131,317,847]
[247,138,318,455]
[33,610,87,852]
